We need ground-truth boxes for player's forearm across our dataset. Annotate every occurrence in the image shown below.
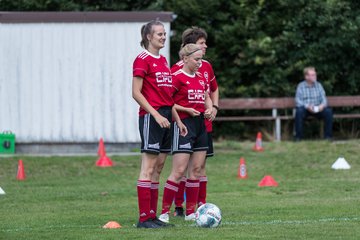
[205,92,213,110]
[172,105,182,125]
[173,104,188,113]
[210,88,219,107]
[132,77,160,118]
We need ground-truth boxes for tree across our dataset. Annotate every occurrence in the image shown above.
[1,0,360,138]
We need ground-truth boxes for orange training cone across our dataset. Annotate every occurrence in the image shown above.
[238,157,248,179]
[258,175,278,187]
[98,138,106,157]
[253,132,264,152]
[103,221,122,229]
[17,159,26,180]
[96,138,113,167]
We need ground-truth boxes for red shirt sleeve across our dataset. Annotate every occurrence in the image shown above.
[207,63,218,92]
[133,57,148,78]
[171,61,183,74]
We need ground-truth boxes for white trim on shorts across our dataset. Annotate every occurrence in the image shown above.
[172,122,180,152]
[172,123,193,154]
[143,113,150,151]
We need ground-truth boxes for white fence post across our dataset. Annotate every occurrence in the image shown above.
[272,108,281,141]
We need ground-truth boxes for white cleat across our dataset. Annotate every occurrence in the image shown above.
[184,213,196,221]
[158,213,170,223]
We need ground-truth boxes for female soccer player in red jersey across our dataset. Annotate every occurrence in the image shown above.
[171,27,219,217]
[132,20,186,228]
[159,44,213,223]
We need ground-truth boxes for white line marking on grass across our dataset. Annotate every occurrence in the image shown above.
[221,217,360,226]
[1,217,359,232]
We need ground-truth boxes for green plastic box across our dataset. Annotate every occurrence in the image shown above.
[0,131,15,154]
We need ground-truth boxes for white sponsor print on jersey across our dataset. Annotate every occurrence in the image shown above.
[186,81,190,84]
[148,143,160,149]
[153,63,157,67]
[155,72,172,87]
[179,143,191,149]
[188,89,205,103]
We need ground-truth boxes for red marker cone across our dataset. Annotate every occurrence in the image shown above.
[258,175,278,187]
[98,138,106,157]
[238,157,248,179]
[96,138,113,167]
[253,132,264,152]
[96,155,113,167]
[17,159,26,180]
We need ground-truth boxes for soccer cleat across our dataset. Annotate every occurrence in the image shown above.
[184,213,196,221]
[152,217,174,227]
[173,207,184,217]
[136,219,162,228]
[158,213,170,223]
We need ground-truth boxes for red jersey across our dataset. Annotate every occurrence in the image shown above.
[171,60,218,132]
[133,50,173,116]
[172,69,207,120]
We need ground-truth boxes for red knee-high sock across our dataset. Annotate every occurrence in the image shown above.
[161,180,179,214]
[150,182,159,219]
[137,180,151,222]
[198,176,208,206]
[175,176,186,207]
[185,179,200,216]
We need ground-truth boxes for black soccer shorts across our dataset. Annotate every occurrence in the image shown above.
[206,132,214,157]
[172,115,208,154]
[139,106,172,154]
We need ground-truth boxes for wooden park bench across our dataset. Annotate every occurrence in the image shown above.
[216,96,360,141]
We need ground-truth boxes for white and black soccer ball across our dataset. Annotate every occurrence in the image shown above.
[195,203,222,228]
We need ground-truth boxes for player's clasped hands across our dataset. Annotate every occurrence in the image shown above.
[186,108,201,117]
[204,107,213,121]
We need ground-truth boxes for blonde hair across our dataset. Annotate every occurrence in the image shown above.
[303,66,316,75]
[179,44,202,59]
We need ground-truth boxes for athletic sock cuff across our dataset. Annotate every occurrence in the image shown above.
[151,182,159,189]
[165,180,179,192]
[186,179,200,188]
[199,176,208,182]
[137,180,151,188]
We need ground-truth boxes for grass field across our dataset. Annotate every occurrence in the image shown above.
[0,140,359,239]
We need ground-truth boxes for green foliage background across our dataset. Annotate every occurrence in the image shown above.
[1,0,359,138]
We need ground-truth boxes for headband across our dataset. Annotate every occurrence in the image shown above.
[185,48,202,56]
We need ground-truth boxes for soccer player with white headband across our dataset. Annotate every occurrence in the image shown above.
[171,27,219,217]
[159,43,213,223]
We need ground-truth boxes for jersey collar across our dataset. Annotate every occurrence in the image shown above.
[144,49,161,59]
[180,69,196,78]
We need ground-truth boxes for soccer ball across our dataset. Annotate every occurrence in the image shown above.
[195,203,222,228]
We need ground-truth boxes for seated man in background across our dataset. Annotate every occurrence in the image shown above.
[295,67,333,141]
